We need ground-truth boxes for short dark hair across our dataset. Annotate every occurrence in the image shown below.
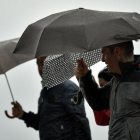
[107,41,134,58]
[98,68,113,82]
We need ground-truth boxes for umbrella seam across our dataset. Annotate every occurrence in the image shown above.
[119,17,139,34]
[80,9,89,51]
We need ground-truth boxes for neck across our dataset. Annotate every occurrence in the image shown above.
[120,56,134,63]
[116,67,121,75]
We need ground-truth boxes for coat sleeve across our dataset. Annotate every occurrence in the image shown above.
[62,86,91,140]
[93,109,110,126]
[20,90,43,130]
[80,70,112,111]
[20,111,39,130]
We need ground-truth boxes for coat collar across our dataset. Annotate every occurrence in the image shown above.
[119,55,140,74]
[110,55,140,79]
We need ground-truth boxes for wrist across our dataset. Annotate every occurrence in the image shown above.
[19,111,28,120]
[18,111,24,119]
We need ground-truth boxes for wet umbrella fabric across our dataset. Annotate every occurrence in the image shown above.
[42,49,101,89]
[0,42,33,74]
[14,8,140,57]
[13,8,140,105]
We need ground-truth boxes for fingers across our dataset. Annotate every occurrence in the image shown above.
[11,101,24,118]
[76,66,84,71]
[11,101,22,111]
[75,58,88,78]
[16,101,22,108]
[12,107,19,116]
[77,59,82,66]
[81,58,87,68]
[75,60,84,78]
[11,102,15,105]
[77,58,88,68]
[75,68,85,78]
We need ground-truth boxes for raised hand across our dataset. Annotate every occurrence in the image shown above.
[75,58,89,78]
[11,101,24,119]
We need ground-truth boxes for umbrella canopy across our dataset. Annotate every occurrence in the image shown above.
[14,8,140,57]
[42,49,101,89]
[0,42,33,74]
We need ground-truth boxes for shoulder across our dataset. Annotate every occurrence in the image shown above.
[122,65,140,82]
[58,80,79,95]
[62,80,79,90]
[45,80,78,96]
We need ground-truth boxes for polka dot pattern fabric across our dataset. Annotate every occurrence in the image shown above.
[42,54,75,89]
[71,49,101,67]
[42,49,101,89]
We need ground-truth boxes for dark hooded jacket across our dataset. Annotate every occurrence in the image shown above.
[21,80,91,140]
[80,56,140,140]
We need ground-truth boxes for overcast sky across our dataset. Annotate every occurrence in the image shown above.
[0,0,140,140]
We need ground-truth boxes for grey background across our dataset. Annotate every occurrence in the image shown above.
[0,0,140,140]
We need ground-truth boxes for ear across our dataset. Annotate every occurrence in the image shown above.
[114,47,121,57]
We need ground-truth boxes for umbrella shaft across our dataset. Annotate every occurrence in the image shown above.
[4,74,15,102]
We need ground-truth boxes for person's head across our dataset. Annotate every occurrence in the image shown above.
[98,68,113,87]
[36,56,47,78]
[101,41,134,74]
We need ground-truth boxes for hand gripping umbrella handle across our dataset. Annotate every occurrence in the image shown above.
[5,102,17,119]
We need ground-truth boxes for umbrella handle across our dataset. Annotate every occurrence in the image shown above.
[5,102,18,119]
[5,110,15,119]
[73,90,83,105]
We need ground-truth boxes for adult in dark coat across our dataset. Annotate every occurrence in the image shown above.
[12,57,91,140]
[75,41,140,140]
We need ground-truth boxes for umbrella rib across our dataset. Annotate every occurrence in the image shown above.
[120,17,139,33]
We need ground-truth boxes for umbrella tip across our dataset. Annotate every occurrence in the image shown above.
[79,7,84,9]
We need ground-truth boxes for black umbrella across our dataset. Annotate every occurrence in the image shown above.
[0,40,33,118]
[13,8,140,104]
[14,8,140,57]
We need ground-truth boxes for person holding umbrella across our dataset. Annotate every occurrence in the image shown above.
[75,40,140,140]
[12,56,91,140]
[0,39,34,118]
[93,68,112,126]
[12,8,140,140]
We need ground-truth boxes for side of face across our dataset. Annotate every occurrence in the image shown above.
[37,56,47,77]
[101,47,120,73]
[99,78,108,87]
